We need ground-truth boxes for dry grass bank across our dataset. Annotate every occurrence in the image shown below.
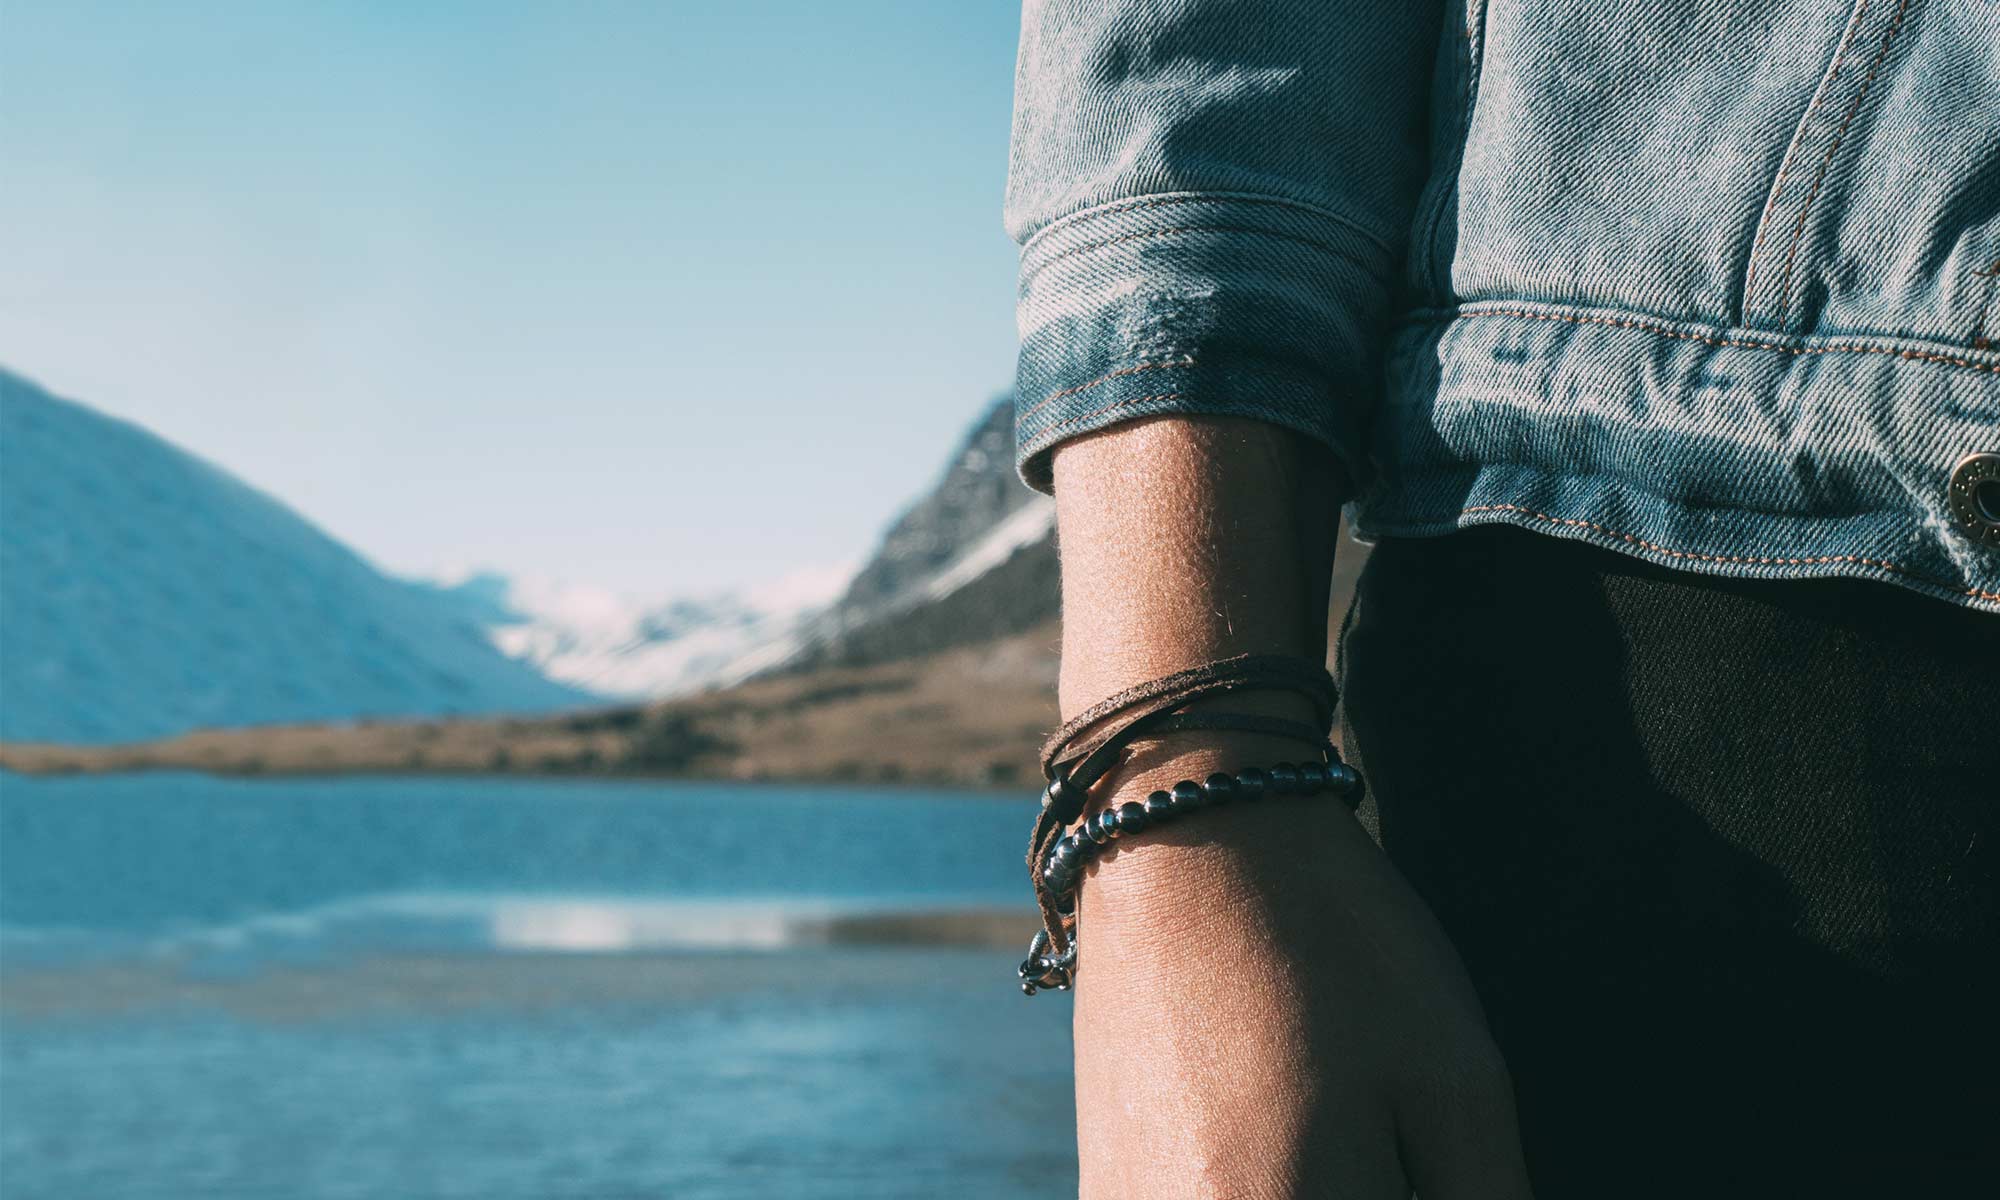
[0,623,1063,789]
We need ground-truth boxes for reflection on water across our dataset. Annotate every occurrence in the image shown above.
[487,897,1033,953]
[492,896,803,951]
[4,890,1033,967]
[0,773,1078,1199]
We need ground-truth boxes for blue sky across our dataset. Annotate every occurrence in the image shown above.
[1,1,1023,596]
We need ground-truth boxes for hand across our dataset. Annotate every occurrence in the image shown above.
[1068,735,1535,1200]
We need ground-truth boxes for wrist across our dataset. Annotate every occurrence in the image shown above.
[1022,651,1351,995]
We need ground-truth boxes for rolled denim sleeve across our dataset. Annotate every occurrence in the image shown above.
[1007,0,1444,491]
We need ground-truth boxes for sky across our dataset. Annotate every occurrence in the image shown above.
[0,0,1024,598]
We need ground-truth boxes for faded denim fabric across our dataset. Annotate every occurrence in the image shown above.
[1008,0,2000,612]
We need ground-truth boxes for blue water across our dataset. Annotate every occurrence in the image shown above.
[0,772,1078,1199]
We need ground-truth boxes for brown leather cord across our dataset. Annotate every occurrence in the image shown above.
[1024,654,1338,959]
[1040,653,1336,785]
[1130,711,1333,756]
[1050,710,1331,803]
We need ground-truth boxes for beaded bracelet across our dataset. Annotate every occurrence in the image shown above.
[1018,654,1351,997]
[1019,757,1365,995]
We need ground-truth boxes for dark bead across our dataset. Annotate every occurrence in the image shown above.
[1055,836,1087,868]
[1327,761,1359,795]
[1084,813,1115,846]
[1170,779,1206,810]
[1202,772,1237,804]
[1145,790,1175,822]
[1116,800,1149,834]
[1042,864,1066,892]
[1042,776,1086,822]
[1297,761,1328,793]
[1235,767,1267,800]
[1268,763,1301,794]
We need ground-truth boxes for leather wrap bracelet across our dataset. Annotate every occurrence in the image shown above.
[1017,654,1365,996]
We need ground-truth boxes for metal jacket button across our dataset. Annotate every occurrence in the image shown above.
[1947,452,2000,548]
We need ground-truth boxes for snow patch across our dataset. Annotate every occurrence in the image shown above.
[443,561,855,700]
[920,496,1054,602]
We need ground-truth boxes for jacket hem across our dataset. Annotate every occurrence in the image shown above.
[1357,301,2000,614]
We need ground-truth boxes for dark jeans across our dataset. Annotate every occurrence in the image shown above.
[1337,526,1999,1198]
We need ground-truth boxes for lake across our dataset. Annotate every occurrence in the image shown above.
[0,771,1078,1198]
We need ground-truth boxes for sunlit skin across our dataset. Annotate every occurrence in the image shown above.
[1050,416,1535,1199]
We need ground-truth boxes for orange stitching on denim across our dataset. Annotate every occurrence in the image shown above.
[1461,503,2000,603]
[1771,0,1915,323]
[1017,357,1196,424]
[1744,0,1870,308]
[1453,306,2000,374]
[1032,393,1185,440]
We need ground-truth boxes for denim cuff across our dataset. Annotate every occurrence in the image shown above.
[1011,192,1398,493]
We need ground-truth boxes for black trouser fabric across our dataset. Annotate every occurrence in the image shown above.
[1337,526,1999,1199]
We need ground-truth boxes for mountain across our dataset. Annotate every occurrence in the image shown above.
[432,397,1057,697]
[776,397,1058,672]
[0,370,590,744]
[425,564,852,700]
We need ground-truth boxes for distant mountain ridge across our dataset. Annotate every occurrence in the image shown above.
[428,565,852,700]
[0,370,590,744]
[443,397,1060,696]
[0,373,1063,750]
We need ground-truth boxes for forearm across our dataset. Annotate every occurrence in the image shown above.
[1052,415,1342,716]
[1051,416,1397,1198]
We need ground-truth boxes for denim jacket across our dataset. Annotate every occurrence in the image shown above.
[1007,1,2000,612]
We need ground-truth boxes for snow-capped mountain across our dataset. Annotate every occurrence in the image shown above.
[428,398,1054,698]
[426,563,853,700]
[0,370,590,744]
